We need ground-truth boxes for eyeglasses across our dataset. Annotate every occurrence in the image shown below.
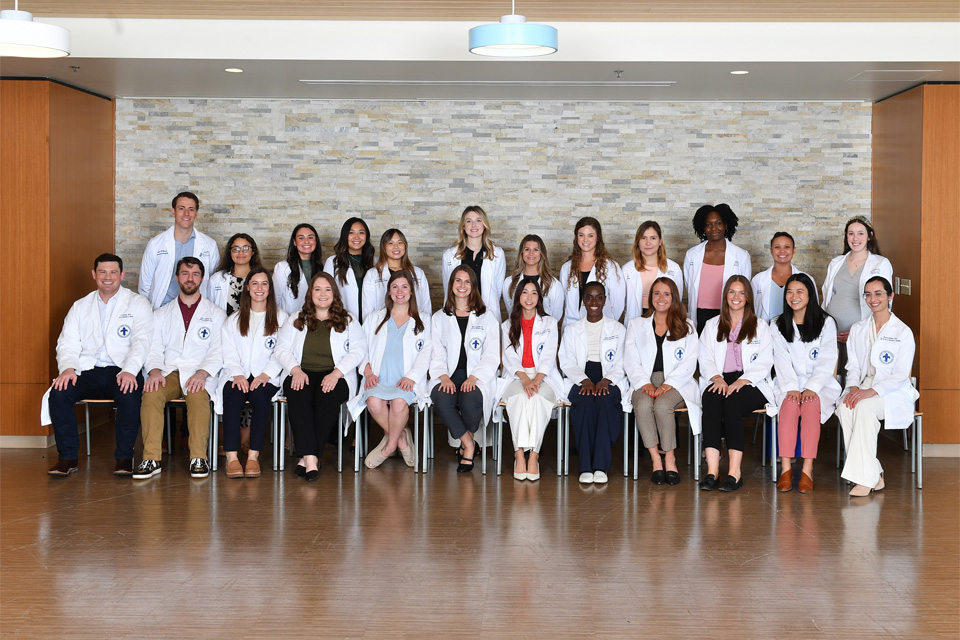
[231,246,253,253]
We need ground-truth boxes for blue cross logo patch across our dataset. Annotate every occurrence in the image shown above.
[415,339,424,352]
[880,350,894,365]
[750,353,759,362]
[344,340,350,351]
[536,342,545,355]
[674,347,684,361]
[809,347,819,361]
[117,325,131,338]
[604,349,615,362]
[470,338,482,351]
[197,327,210,340]
[265,337,277,350]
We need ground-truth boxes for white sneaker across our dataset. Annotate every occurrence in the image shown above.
[579,472,594,484]
[593,470,608,484]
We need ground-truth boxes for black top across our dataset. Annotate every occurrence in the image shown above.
[464,247,486,294]
[349,254,368,318]
[653,323,666,374]
[456,316,469,371]
[578,270,591,307]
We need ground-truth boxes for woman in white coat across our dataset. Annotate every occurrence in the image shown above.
[499,280,563,481]
[698,275,774,492]
[324,217,374,323]
[274,223,324,315]
[624,278,699,485]
[429,265,500,473]
[751,232,816,322]
[361,228,432,321]
[559,282,627,485]
[217,267,287,478]
[771,273,841,493]
[501,234,564,320]
[558,217,625,328]
[208,233,264,315]
[683,204,752,334]
[441,205,506,322]
[273,272,366,481]
[352,271,432,469]
[623,221,683,325]
[837,276,917,497]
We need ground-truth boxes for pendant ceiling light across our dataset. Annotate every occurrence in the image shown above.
[0,1,71,58]
[469,1,557,58]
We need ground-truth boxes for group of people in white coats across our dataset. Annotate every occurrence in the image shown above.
[44,192,916,496]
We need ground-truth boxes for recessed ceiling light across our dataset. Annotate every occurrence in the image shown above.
[224,67,243,73]
[730,70,749,75]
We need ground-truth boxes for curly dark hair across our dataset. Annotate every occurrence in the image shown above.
[692,203,739,241]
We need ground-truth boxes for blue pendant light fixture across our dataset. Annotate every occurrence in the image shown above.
[469,1,557,58]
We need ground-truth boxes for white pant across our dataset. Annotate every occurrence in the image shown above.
[503,370,557,452]
[837,395,885,488]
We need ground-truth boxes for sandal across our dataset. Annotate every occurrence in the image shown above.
[364,436,390,469]
[399,428,416,468]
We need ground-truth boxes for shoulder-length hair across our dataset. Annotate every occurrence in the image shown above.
[294,272,349,333]
[442,265,486,316]
[508,278,547,351]
[236,266,280,338]
[775,273,827,343]
[284,223,323,299]
[373,228,420,285]
[632,221,668,273]
[506,234,555,299]
[375,270,425,336]
[453,205,496,261]
[842,215,882,255]
[566,216,619,288]
[332,217,374,285]
[215,233,263,276]
[693,203,739,241]
[642,277,689,340]
[717,275,758,343]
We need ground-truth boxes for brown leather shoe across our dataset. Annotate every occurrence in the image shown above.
[798,472,814,493]
[777,470,793,493]
[48,459,78,476]
[225,458,244,479]
[244,458,261,478]
[113,459,134,475]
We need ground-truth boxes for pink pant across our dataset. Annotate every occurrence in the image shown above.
[777,396,821,459]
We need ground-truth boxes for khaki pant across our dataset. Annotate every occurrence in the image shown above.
[140,372,211,461]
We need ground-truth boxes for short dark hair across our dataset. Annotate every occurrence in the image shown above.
[692,203,739,241]
[93,253,123,271]
[865,275,893,295]
[770,231,795,247]
[172,191,200,209]
[176,256,205,278]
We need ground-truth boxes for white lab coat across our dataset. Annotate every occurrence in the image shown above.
[429,309,501,428]
[272,316,367,408]
[346,309,433,420]
[621,258,684,325]
[144,296,226,397]
[821,252,894,322]
[501,275,566,321]
[361,265,433,322]
[682,240,753,328]
[322,256,363,322]
[440,246,507,322]
[207,270,234,312]
[273,260,309,316]
[496,314,564,403]
[841,313,917,430]
[557,259,626,328]
[623,317,702,434]
[771,316,842,423]
[750,265,817,322]
[558,316,628,401]
[138,226,219,309]
[697,316,775,406]
[213,310,289,413]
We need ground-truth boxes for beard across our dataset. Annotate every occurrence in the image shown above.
[179,282,200,296]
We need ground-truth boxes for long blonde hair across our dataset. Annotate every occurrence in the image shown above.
[453,205,496,261]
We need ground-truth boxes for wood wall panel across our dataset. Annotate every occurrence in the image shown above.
[919,389,960,444]
[0,385,52,437]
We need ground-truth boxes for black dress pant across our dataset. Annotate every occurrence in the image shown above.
[283,369,349,459]
[431,369,484,439]
[567,361,622,473]
[222,377,279,453]
[700,371,767,452]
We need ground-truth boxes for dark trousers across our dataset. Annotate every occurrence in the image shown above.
[696,308,721,335]
[567,361,622,473]
[431,369,484,439]
[700,371,767,452]
[48,366,143,460]
[283,369,348,459]
[222,378,279,453]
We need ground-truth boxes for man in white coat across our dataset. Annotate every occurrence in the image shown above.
[45,254,154,477]
[134,257,225,479]
[138,191,219,309]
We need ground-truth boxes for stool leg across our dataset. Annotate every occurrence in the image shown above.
[272,402,279,471]
[496,411,503,477]
[917,416,923,489]
[337,405,343,473]
[564,406,570,476]
[413,406,419,474]
[84,403,92,456]
[556,405,562,478]
[622,412,629,477]
[279,403,286,472]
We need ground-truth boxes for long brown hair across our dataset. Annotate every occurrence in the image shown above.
[284,223,323,299]
[294,272,350,333]
[442,265,487,316]
[215,233,264,276]
[641,277,688,340]
[508,279,546,351]
[632,221,668,273]
[453,205,496,261]
[566,216,619,288]
[237,267,280,338]
[373,228,420,285]
[507,234,554,299]
[842,215,882,255]
[716,275,757,343]
[375,270,425,335]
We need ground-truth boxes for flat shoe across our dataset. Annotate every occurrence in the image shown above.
[651,470,665,485]
[849,484,872,497]
[244,458,261,478]
[225,459,244,479]
[294,464,306,477]
[399,428,416,468]
[719,476,743,492]
[664,470,681,485]
[593,470,608,484]
[797,472,813,493]
[777,470,793,493]
[579,472,594,484]
[699,474,717,491]
[305,469,320,482]
[874,473,885,492]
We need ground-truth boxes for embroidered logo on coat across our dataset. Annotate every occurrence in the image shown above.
[415,339,424,352]
[809,347,819,361]
[880,350,894,365]
[117,325,131,338]
[604,349,616,362]
[265,337,277,350]
[470,338,482,351]
[197,327,211,340]
[750,353,759,363]
[674,347,684,361]
[537,342,545,355]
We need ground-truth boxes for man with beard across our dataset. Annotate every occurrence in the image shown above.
[134,257,225,479]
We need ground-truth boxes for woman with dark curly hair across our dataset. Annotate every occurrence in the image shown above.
[682,204,753,334]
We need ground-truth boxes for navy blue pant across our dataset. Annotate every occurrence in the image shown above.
[48,366,143,460]
[222,378,279,453]
[568,361,622,474]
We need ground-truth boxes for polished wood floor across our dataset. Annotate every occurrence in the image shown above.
[1,422,958,639]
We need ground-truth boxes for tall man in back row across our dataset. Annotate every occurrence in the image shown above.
[45,253,154,476]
